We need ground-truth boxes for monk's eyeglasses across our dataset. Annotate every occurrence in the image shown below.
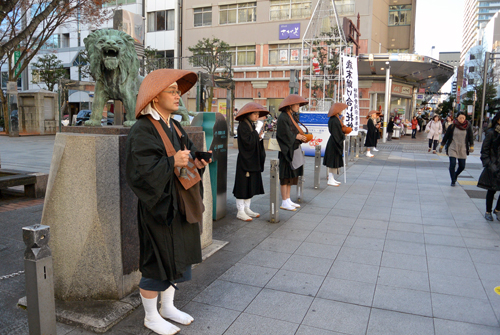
[163,90,182,96]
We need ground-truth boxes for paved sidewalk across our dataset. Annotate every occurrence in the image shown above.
[1,133,500,334]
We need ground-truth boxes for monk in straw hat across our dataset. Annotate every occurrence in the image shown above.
[233,102,269,221]
[276,94,308,211]
[323,103,347,186]
[125,69,210,335]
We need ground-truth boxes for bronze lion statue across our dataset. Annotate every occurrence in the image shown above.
[84,29,143,127]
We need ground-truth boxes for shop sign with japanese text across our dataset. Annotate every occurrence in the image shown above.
[342,56,360,136]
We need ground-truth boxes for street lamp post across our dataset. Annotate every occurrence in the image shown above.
[382,62,390,143]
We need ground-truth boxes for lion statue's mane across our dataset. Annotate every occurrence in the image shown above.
[83,29,143,127]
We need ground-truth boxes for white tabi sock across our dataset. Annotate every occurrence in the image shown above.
[141,293,180,335]
[160,286,194,325]
[287,198,300,208]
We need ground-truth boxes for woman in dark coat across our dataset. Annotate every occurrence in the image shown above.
[276,94,309,211]
[324,102,347,186]
[126,69,210,335]
[365,111,378,157]
[439,112,475,186]
[387,116,394,141]
[477,112,500,221]
[233,102,269,221]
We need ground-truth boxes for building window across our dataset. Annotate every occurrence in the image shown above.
[270,0,311,21]
[389,5,411,26]
[469,66,475,73]
[469,78,474,85]
[147,10,175,32]
[41,35,60,49]
[194,7,212,27]
[269,43,302,65]
[334,0,355,16]
[220,2,256,25]
[229,46,256,66]
[470,54,476,60]
[103,0,137,7]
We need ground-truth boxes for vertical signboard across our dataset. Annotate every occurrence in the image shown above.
[342,56,360,135]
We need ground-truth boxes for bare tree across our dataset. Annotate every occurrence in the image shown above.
[0,0,111,134]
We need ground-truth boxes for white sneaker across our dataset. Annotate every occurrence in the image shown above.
[280,202,297,211]
[372,148,379,152]
[237,210,253,221]
[244,207,260,218]
[366,152,374,157]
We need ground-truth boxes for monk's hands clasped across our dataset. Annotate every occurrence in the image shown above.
[174,149,191,167]
[194,150,212,169]
[296,134,307,142]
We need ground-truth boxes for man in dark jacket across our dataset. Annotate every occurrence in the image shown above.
[126,69,210,335]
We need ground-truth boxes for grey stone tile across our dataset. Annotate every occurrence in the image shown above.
[389,214,423,224]
[360,211,391,221]
[425,245,472,262]
[469,248,500,265]
[459,227,500,240]
[372,285,432,317]
[366,308,434,335]
[177,302,240,335]
[297,206,332,215]
[302,298,371,335]
[223,313,299,335]
[386,230,425,243]
[392,207,421,217]
[427,257,478,279]
[193,280,261,312]
[423,225,461,236]
[429,273,487,299]
[464,237,500,250]
[222,227,271,254]
[349,226,387,239]
[320,215,357,226]
[294,242,341,260]
[481,279,500,321]
[343,235,385,251]
[269,227,311,242]
[245,288,313,323]
[381,251,428,272]
[354,218,389,230]
[336,246,382,266]
[475,262,500,281]
[388,222,424,233]
[317,277,375,306]
[282,254,334,276]
[256,237,302,254]
[291,212,328,223]
[219,263,278,287]
[314,221,353,235]
[328,207,360,218]
[384,239,426,256]
[431,293,498,327]
[284,219,319,231]
[265,269,324,297]
[434,318,500,335]
[328,260,380,284]
[421,217,457,227]
[238,249,291,269]
[424,233,466,247]
[304,231,346,246]
[296,325,346,335]
[377,267,430,292]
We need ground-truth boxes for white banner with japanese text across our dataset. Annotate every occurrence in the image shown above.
[342,56,360,136]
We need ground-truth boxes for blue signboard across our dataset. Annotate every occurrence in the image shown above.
[279,23,300,40]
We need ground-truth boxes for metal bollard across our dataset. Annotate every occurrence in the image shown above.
[269,159,280,223]
[314,145,321,189]
[23,224,57,335]
[350,137,356,162]
[296,151,305,202]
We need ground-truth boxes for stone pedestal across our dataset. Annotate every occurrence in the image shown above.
[41,126,213,301]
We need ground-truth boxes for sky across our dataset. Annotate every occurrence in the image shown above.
[414,0,465,57]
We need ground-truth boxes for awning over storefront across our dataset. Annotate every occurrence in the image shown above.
[358,53,455,93]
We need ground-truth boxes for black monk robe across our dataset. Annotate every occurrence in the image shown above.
[323,116,345,169]
[365,118,378,148]
[125,116,202,282]
[277,111,304,179]
[233,118,265,199]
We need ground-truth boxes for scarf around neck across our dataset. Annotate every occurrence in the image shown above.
[454,118,469,130]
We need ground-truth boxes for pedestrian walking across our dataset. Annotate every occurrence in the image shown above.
[233,102,269,221]
[276,94,309,211]
[365,111,378,157]
[439,112,474,187]
[426,115,443,154]
[411,116,418,138]
[324,103,348,186]
[387,116,394,141]
[418,116,423,132]
[444,115,453,132]
[125,69,210,335]
[477,113,500,221]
